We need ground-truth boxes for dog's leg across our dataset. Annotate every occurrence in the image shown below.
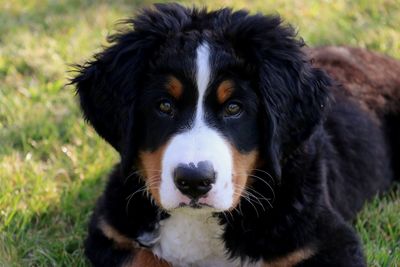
[259,210,366,267]
[85,219,171,267]
[128,249,171,267]
[295,223,366,267]
[84,222,135,267]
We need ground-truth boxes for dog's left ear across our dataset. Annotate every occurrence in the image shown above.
[225,11,332,178]
[259,65,332,179]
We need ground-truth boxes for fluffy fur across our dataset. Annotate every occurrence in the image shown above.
[71,4,400,267]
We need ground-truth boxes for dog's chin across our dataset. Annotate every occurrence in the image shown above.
[171,202,221,214]
[179,200,213,209]
[159,198,231,214]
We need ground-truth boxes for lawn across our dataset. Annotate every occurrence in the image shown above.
[0,0,399,266]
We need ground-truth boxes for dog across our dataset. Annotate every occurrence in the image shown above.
[71,4,400,267]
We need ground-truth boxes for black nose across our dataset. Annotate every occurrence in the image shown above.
[173,161,216,199]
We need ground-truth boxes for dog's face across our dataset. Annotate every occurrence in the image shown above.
[136,43,260,210]
[72,4,330,212]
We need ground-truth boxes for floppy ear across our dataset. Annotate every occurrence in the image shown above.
[71,4,194,172]
[259,64,332,179]
[71,32,156,152]
[225,11,332,179]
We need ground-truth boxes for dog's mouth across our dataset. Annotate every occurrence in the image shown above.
[178,199,213,209]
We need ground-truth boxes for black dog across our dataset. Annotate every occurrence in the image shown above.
[72,4,400,267]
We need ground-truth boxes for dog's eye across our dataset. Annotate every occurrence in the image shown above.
[158,100,174,115]
[224,102,242,117]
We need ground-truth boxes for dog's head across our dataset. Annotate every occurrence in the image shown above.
[72,4,331,212]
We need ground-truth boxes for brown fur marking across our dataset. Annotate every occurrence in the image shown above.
[166,76,183,99]
[263,247,315,267]
[217,80,235,104]
[125,249,172,267]
[139,145,167,206]
[100,219,171,266]
[230,146,259,208]
[306,46,400,120]
[99,218,137,250]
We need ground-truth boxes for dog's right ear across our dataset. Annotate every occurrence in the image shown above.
[71,4,194,153]
[71,29,156,152]
[71,6,180,153]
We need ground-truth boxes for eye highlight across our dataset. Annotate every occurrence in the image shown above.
[158,99,174,116]
[224,102,242,117]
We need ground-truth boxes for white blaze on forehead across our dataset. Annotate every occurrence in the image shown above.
[195,43,211,123]
[159,43,235,210]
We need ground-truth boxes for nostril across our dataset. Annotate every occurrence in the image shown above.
[197,161,216,183]
[173,161,216,199]
[202,179,212,187]
[176,178,191,191]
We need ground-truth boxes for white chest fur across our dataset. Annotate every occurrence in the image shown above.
[151,209,261,267]
[152,209,229,267]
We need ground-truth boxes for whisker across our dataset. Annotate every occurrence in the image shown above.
[235,187,267,212]
[125,179,160,213]
[247,174,276,202]
[233,182,273,211]
[243,191,266,212]
[251,169,276,185]
[245,186,274,206]
[124,169,162,184]
[231,190,261,217]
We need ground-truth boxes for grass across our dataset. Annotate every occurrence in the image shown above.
[0,0,399,266]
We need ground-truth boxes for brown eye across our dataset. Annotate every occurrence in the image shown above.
[225,102,242,117]
[158,100,174,115]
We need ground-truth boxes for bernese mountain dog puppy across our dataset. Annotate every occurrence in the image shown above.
[71,4,400,267]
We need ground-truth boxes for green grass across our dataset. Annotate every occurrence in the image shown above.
[0,0,399,266]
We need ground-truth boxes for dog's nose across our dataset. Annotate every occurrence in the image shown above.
[173,161,216,199]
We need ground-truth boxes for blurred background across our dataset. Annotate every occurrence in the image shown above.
[0,0,399,266]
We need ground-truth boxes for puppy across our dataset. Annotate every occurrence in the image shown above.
[72,4,400,267]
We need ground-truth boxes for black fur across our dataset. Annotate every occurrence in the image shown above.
[72,4,397,266]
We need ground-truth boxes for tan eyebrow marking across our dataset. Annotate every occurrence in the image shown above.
[166,76,183,99]
[217,80,235,104]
